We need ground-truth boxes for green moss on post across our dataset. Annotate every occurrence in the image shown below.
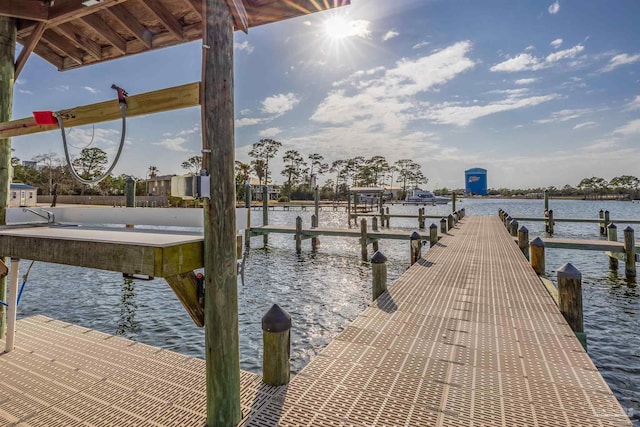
[262,304,291,386]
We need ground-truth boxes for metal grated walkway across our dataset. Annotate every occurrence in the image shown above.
[241,216,631,426]
[0,217,632,426]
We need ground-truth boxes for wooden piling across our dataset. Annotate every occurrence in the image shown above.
[418,208,424,229]
[429,223,438,247]
[410,231,421,265]
[624,226,636,278]
[262,186,269,246]
[371,251,387,301]
[125,177,136,207]
[447,214,454,230]
[372,216,378,232]
[440,218,447,234]
[314,186,319,225]
[262,304,291,386]
[518,226,529,260]
[547,210,554,235]
[360,219,368,261]
[530,237,545,276]
[0,16,15,338]
[295,216,302,254]
[557,263,585,348]
[604,210,610,233]
[509,219,518,237]
[244,182,251,248]
[607,223,618,270]
[347,193,351,226]
[311,214,319,251]
[452,192,456,212]
[385,207,390,227]
[202,1,241,423]
[544,189,549,212]
[599,209,604,235]
[379,207,385,228]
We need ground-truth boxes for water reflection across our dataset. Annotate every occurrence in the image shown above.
[116,277,140,338]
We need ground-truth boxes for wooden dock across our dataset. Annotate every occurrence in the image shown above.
[1,217,631,426]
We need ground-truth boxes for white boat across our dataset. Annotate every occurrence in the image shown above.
[405,188,451,204]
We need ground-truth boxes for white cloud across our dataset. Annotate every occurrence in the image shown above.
[548,1,560,14]
[17,89,33,95]
[514,78,538,85]
[550,38,563,49]
[537,108,596,124]
[545,44,584,62]
[56,85,70,92]
[83,86,99,94]
[258,127,282,138]
[152,137,189,152]
[67,128,119,147]
[383,31,399,41]
[303,21,311,26]
[573,121,597,130]
[234,41,254,54]
[601,53,640,72]
[613,118,640,136]
[261,93,300,116]
[582,139,617,152]
[625,95,640,111]
[15,79,26,85]
[235,117,271,128]
[412,41,429,50]
[177,123,200,136]
[525,45,536,52]
[490,53,543,72]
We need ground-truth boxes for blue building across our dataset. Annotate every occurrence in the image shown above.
[465,168,487,195]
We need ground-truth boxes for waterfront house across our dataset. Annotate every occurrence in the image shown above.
[10,183,37,208]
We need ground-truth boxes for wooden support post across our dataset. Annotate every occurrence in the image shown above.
[347,193,351,227]
[295,216,302,254]
[371,251,387,301]
[261,304,291,386]
[510,219,518,237]
[410,231,421,265]
[518,226,529,260]
[0,16,15,339]
[498,209,503,220]
[311,214,318,251]
[557,263,586,349]
[314,186,319,226]
[125,176,136,207]
[385,207,390,227]
[530,237,545,276]
[4,258,18,352]
[353,192,359,221]
[599,209,604,235]
[165,272,205,327]
[607,223,618,270]
[452,192,456,212]
[262,185,268,247]
[604,210,610,233]
[429,223,438,247]
[202,1,241,423]
[379,207,385,228]
[244,182,251,248]
[360,218,368,261]
[447,214,454,230]
[440,218,447,234]
[372,216,378,231]
[544,189,549,212]
[547,209,554,235]
[624,226,636,278]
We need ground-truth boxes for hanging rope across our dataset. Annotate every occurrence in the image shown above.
[57,84,128,185]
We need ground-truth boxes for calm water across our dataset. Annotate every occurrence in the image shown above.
[13,198,640,425]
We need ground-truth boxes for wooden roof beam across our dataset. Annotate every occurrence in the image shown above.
[47,0,128,27]
[56,22,102,60]
[140,0,183,41]
[14,21,46,79]
[225,0,248,33]
[183,0,202,20]
[0,82,200,139]
[81,13,127,55]
[106,5,152,49]
[42,29,84,65]
[0,1,49,21]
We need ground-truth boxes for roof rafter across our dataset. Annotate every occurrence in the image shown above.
[56,22,103,61]
[41,29,84,65]
[0,1,49,21]
[14,21,46,79]
[81,13,127,55]
[140,0,183,41]
[106,5,152,49]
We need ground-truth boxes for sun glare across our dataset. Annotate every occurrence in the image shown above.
[323,16,352,40]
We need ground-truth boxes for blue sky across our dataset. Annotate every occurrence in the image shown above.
[10,0,640,189]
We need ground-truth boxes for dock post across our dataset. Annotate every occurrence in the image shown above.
[607,223,618,270]
[557,263,586,349]
[262,304,291,386]
[379,207,385,228]
[295,216,302,254]
[125,177,136,207]
[418,208,424,229]
[386,207,390,227]
[509,219,518,237]
[245,182,251,248]
[447,214,454,230]
[371,251,387,301]
[624,226,636,278]
[429,223,438,247]
[544,189,549,212]
[4,258,19,352]
[440,218,447,234]
[530,237,545,275]
[372,216,378,231]
[314,186,319,225]
[604,210,610,233]
[311,214,318,251]
[518,226,529,260]
[0,16,16,339]
[504,215,511,228]
[347,193,351,227]
[452,192,456,212]
[599,209,604,235]
[410,231,422,265]
[547,210,554,235]
[360,219,368,261]
[262,186,269,246]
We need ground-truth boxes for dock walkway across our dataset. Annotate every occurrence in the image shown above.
[1,216,631,426]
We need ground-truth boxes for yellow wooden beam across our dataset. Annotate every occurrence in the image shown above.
[0,81,200,139]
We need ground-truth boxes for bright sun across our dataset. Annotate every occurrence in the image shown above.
[323,16,353,40]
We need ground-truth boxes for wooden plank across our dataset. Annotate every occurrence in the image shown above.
[515,216,640,224]
[541,237,625,252]
[0,82,200,138]
[0,0,49,21]
[14,21,46,78]
[81,13,127,55]
[225,0,248,33]
[249,225,428,241]
[140,0,183,41]
[183,0,203,19]
[106,4,152,49]
[42,29,84,64]
[56,22,103,61]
